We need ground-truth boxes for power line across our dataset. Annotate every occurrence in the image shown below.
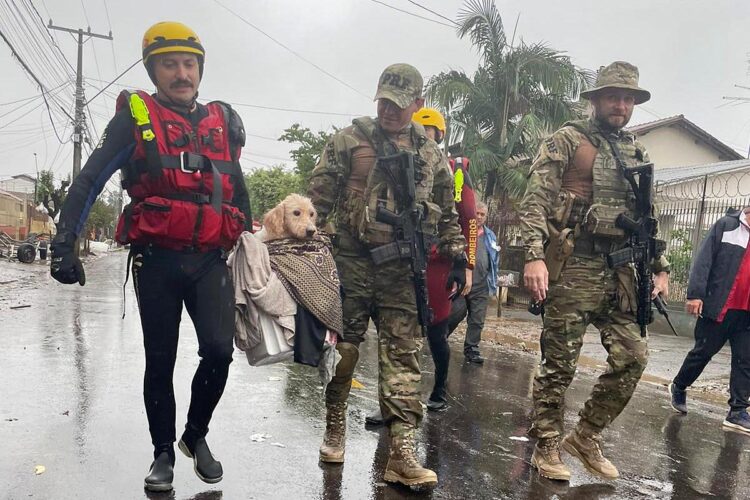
[0,80,67,106]
[82,75,368,118]
[212,0,370,100]
[244,151,292,162]
[246,132,280,141]
[405,0,457,25]
[84,57,140,105]
[368,0,454,27]
[101,0,117,72]
[229,100,363,117]
[0,25,73,140]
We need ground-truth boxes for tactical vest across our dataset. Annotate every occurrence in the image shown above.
[114,91,245,251]
[335,117,441,247]
[564,120,643,240]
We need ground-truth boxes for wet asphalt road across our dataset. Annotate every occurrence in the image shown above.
[1,252,749,500]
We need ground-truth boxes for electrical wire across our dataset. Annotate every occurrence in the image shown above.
[368,0,454,27]
[212,0,370,100]
[101,0,117,72]
[405,0,457,25]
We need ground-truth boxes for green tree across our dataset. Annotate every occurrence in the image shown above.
[244,166,302,219]
[279,124,332,184]
[35,169,70,220]
[666,229,693,285]
[426,0,592,201]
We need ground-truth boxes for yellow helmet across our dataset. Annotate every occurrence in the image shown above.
[412,107,446,134]
[142,22,205,82]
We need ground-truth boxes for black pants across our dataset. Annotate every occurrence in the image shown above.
[132,246,235,453]
[673,310,750,411]
[448,284,489,355]
[426,320,450,400]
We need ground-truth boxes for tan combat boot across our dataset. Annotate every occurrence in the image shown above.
[531,437,571,481]
[384,425,438,489]
[562,428,619,479]
[319,402,347,463]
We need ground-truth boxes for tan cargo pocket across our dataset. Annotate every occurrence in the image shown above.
[616,266,638,314]
[420,201,441,236]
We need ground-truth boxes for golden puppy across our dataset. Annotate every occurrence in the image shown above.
[262,194,318,241]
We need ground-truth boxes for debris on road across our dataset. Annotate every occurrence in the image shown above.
[250,433,271,443]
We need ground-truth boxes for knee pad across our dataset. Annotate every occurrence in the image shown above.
[334,342,360,378]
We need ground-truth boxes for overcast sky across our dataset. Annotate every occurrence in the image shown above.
[1,0,749,183]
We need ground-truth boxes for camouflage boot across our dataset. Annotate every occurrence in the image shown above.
[531,437,571,481]
[562,428,619,480]
[384,423,438,489]
[319,402,347,463]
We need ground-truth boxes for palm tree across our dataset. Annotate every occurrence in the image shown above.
[426,0,592,203]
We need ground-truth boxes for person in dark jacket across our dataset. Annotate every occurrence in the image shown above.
[49,22,252,491]
[669,207,750,435]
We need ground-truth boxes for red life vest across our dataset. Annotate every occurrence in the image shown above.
[426,156,479,324]
[114,91,245,251]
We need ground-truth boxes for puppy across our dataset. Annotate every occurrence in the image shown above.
[261,194,318,241]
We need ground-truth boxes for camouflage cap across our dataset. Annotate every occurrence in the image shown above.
[580,61,651,104]
[374,63,423,109]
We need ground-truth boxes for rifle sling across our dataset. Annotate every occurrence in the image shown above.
[604,135,639,195]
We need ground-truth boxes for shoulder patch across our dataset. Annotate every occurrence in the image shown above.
[545,138,558,154]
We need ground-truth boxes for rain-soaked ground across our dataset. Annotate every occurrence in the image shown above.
[1,252,749,500]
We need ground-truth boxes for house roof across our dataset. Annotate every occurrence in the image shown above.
[627,115,744,161]
[12,173,36,182]
[655,158,750,184]
[0,188,23,202]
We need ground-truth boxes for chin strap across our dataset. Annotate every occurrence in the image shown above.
[155,89,199,113]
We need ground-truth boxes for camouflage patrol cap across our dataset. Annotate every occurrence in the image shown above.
[580,61,651,104]
[374,63,423,109]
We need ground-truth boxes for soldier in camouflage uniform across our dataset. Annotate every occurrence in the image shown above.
[518,62,670,481]
[307,63,466,489]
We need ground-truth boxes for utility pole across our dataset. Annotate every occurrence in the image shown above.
[47,22,112,180]
[48,22,112,255]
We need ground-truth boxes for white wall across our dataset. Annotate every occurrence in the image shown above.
[636,126,727,169]
[0,177,35,195]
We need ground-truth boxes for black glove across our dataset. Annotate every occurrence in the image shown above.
[50,232,86,286]
[446,254,468,296]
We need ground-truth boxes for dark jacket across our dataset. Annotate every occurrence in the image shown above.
[687,209,749,320]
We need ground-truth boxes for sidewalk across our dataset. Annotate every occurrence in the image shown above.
[469,301,733,409]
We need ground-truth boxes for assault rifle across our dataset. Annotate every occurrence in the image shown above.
[604,150,677,337]
[370,151,433,335]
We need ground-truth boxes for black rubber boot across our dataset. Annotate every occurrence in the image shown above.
[365,409,385,427]
[426,386,448,411]
[144,451,174,492]
[427,321,450,411]
[179,436,223,484]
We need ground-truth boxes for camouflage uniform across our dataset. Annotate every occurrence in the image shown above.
[308,68,465,434]
[520,116,670,440]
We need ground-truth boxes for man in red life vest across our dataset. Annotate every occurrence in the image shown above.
[366,107,478,425]
[49,22,251,492]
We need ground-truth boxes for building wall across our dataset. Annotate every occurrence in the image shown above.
[0,177,35,196]
[0,192,24,239]
[635,126,727,168]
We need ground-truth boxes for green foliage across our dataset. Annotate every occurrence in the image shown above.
[35,169,70,220]
[279,124,333,184]
[666,229,693,284]
[85,196,117,239]
[244,166,302,219]
[426,0,593,201]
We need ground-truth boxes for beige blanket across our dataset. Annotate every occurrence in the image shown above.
[228,232,297,351]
